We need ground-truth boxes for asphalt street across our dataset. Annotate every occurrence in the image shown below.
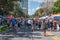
[0,26,60,40]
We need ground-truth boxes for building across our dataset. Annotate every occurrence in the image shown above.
[40,0,57,16]
[20,0,28,15]
[41,0,57,8]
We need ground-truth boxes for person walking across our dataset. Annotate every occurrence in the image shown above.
[58,19,60,31]
[43,20,48,36]
[38,20,42,29]
[11,17,17,34]
[53,20,57,30]
[49,20,53,31]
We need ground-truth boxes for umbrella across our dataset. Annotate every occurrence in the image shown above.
[41,16,48,19]
[51,14,60,19]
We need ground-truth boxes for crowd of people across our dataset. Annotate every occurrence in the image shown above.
[0,15,60,36]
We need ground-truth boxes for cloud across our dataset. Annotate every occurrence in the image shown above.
[28,11,34,15]
[29,0,56,2]
[29,0,47,2]
[36,7,40,10]
[28,11,31,15]
[28,8,35,12]
[28,7,41,15]
[28,9,31,12]
[28,9,32,14]
[32,8,35,11]
[28,7,40,15]
[28,8,35,15]
[33,0,46,2]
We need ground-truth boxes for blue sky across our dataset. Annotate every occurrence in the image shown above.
[28,0,56,15]
[28,0,43,15]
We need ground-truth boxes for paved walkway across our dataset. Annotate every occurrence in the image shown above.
[8,31,54,40]
[0,30,60,40]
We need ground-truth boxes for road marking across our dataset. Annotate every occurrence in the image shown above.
[0,34,14,37]
[18,32,41,33]
[46,31,60,40]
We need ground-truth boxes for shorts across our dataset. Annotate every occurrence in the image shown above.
[18,23,21,27]
[12,24,15,27]
[28,24,31,27]
[43,26,48,30]
[38,25,41,28]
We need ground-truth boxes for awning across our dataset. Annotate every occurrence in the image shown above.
[51,15,60,19]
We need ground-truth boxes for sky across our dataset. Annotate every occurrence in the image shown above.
[28,0,44,15]
[28,0,56,15]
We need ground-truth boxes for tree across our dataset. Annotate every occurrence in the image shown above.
[52,0,60,14]
[0,0,28,18]
[32,8,43,18]
[0,0,18,11]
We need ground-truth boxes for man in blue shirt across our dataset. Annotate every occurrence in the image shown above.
[11,17,17,34]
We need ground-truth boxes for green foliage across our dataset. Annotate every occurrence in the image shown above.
[0,0,17,10]
[0,25,8,32]
[25,14,30,18]
[52,0,60,13]
[0,0,28,18]
[32,8,43,18]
